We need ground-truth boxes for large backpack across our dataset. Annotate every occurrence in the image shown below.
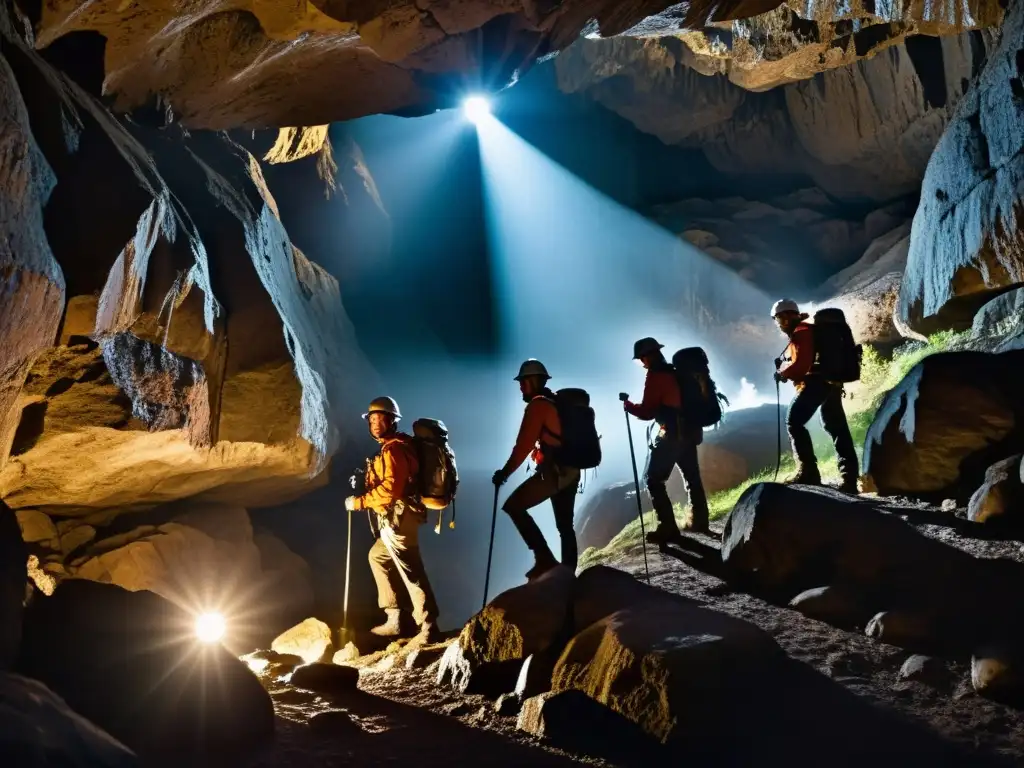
[671,347,726,429]
[411,418,459,510]
[811,308,862,383]
[546,388,602,470]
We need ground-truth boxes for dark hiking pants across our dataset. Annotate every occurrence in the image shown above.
[787,377,859,482]
[646,433,709,530]
[503,464,581,569]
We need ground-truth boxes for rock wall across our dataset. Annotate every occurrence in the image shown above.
[0,6,377,521]
[898,0,1024,336]
[556,30,993,202]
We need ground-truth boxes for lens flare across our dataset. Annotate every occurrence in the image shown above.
[462,95,491,124]
[195,612,226,643]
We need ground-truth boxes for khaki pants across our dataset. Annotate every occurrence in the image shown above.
[502,464,581,569]
[368,510,439,626]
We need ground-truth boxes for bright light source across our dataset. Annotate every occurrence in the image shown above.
[462,95,491,124]
[195,612,226,643]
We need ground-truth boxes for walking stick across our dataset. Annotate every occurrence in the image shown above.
[482,485,499,612]
[773,377,782,483]
[624,409,651,585]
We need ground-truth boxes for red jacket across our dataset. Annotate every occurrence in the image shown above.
[501,395,561,475]
[624,367,680,421]
[778,322,815,383]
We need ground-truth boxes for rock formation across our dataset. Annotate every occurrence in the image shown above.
[899,0,1024,336]
[557,30,992,202]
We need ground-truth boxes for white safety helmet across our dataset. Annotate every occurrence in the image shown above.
[771,298,800,318]
[514,359,550,381]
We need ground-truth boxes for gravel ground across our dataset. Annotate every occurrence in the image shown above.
[242,500,1024,767]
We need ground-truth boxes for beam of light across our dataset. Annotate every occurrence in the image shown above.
[195,612,226,643]
[462,95,491,125]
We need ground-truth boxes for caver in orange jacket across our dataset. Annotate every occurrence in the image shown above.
[778,322,815,385]
[624,364,681,422]
[351,433,420,512]
[500,394,562,476]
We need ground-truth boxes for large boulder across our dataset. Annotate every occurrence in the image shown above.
[271,617,334,665]
[16,579,274,761]
[898,0,1024,336]
[968,455,1024,524]
[721,482,1024,650]
[0,672,138,767]
[971,287,1024,350]
[862,349,1024,502]
[437,565,574,695]
[573,564,701,634]
[551,600,782,747]
[0,500,26,669]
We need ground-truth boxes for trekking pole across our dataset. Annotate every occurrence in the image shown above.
[341,502,353,643]
[773,377,782,482]
[623,409,651,585]
[482,485,499,612]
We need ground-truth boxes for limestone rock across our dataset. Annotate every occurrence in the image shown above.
[438,565,574,695]
[558,30,989,202]
[517,689,654,754]
[971,647,1024,699]
[0,500,26,669]
[308,709,362,738]
[971,288,1024,349]
[551,602,782,746]
[0,672,138,767]
[898,654,950,686]
[573,564,701,636]
[862,350,1024,502]
[289,662,359,696]
[271,618,334,665]
[968,455,1024,524]
[815,224,912,345]
[865,610,937,651]
[789,586,872,629]
[16,579,274,761]
[0,42,63,471]
[720,483,1000,649]
[899,0,1024,336]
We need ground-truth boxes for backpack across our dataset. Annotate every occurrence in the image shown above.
[546,388,602,470]
[811,308,862,383]
[671,347,727,429]
[411,418,459,510]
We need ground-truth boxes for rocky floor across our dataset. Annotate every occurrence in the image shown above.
[243,499,1024,767]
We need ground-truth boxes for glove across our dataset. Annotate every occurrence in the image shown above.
[344,496,358,511]
[492,470,508,487]
[618,392,629,402]
[773,371,785,384]
[774,356,783,370]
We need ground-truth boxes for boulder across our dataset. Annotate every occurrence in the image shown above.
[971,646,1024,700]
[898,0,1024,336]
[0,500,26,669]
[271,618,334,665]
[862,349,1024,502]
[517,689,656,756]
[720,483,1022,651]
[971,287,1024,348]
[0,672,138,767]
[573,564,701,635]
[898,654,951,686]
[437,565,574,696]
[551,602,782,746]
[789,586,873,629]
[16,579,274,761]
[814,224,912,346]
[288,662,359,696]
[968,454,1024,524]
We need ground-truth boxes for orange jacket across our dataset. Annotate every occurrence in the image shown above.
[778,322,815,383]
[352,433,419,511]
[624,367,680,421]
[501,395,561,475]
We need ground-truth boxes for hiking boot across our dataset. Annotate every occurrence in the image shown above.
[370,608,402,637]
[682,520,711,535]
[832,477,860,495]
[646,526,685,547]
[525,553,559,581]
[406,621,440,648]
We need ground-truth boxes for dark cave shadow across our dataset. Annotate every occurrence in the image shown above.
[894,506,1024,541]
[681,657,1015,767]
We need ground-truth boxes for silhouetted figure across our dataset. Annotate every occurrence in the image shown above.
[772,299,859,492]
[493,359,581,580]
[622,337,710,543]
[345,396,439,643]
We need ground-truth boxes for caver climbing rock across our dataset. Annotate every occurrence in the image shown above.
[493,360,601,581]
[772,299,860,493]
[345,396,440,644]
[621,337,711,543]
